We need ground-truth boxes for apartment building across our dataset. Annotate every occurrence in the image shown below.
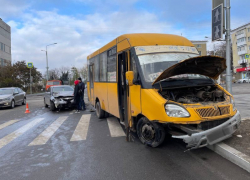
[0,18,11,66]
[231,22,250,80]
[191,41,207,56]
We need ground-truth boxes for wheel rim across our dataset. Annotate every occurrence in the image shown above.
[12,101,14,108]
[44,99,46,106]
[24,99,26,104]
[141,123,155,141]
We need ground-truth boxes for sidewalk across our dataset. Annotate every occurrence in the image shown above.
[209,118,250,173]
[223,119,250,157]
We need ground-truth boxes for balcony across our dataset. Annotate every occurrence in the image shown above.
[236,32,246,39]
[238,49,247,56]
[237,40,247,47]
[238,59,248,65]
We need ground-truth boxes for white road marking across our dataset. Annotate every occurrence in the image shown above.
[0,118,44,150]
[70,114,91,141]
[28,116,68,146]
[0,120,19,130]
[107,117,125,137]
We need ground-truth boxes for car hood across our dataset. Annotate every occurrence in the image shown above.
[152,55,226,85]
[53,91,74,97]
[0,94,12,99]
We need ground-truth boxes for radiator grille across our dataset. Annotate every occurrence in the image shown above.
[196,106,230,118]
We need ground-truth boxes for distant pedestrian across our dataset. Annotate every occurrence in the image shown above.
[78,77,86,110]
[74,80,81,113]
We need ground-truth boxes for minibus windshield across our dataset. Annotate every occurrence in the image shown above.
[138,53,208,82]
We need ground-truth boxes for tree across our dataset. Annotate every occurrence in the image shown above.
[0,61,42,91]
[78,64,88,82]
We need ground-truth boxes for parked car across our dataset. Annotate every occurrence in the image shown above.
[0,87,26,108]
[44,85,74,111]
[237,79,250,83]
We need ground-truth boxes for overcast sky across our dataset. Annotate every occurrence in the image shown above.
[1,0,250,73]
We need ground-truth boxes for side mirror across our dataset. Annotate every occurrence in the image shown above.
[13,92,18,95]
[126,71,134,86]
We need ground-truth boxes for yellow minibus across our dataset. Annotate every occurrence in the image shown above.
[87,33,241,149]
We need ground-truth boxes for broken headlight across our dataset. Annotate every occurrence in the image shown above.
[165,104,190,117]
[230,97,236,111]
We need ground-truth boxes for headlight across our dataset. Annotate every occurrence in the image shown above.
[165,104,190,117]
[2,97,11,101]
[230,97,236,111]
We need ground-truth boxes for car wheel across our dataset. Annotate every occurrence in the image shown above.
[50,101,56,111]
[22,97,26,105]
[11,100,15,109]
[96,101,105,119]
[44,99,48,108]
[243,80,246,83]
[137,117,165,148]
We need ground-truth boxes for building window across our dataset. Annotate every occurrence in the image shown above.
[248,37,250,42]
[248,28,250,32]
[196,44,201,48]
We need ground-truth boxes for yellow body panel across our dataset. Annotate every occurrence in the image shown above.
[107,83,120,117]
[93,83,109,111]
[117,39,131,53]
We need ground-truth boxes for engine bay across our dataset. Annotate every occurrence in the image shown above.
[159,85,226,104]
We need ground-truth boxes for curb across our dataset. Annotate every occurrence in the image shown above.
[208,142,250,173]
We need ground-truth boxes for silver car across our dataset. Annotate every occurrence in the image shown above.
[44,85,74,111]
[0,87,26,108]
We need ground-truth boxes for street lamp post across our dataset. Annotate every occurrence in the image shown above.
[41,43,57,81]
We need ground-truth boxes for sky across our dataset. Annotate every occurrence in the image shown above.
[1,0,250,74]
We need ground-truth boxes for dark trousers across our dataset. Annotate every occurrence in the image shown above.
[74,96,81,110]
[79,94,85,110]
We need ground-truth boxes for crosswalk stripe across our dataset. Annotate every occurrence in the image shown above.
[0,120,19,130]
[28,116,68,146]
[0,118,44,150]
[107,117,125,137]
[70,114,91,141]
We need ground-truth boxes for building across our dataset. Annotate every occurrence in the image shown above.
[231,22,250,80]
[0,18,11,66]
[191,41,207,56]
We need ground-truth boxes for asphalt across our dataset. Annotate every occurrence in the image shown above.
[0,95,249,180]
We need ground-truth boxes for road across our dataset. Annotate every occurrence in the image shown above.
[0,94,249,180]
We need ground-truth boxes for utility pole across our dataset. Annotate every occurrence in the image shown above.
[225,0,232,93]
[46,49,49,81]
[30,68,32,94]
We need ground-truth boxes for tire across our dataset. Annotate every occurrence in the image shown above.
[137,117,165,148]
[50,101,56,111]
[11,100,15,109]
[96,101,105,119]
[104,111,109,118]
[243,80,246,83]
[44,99,48,108]
[22,97,26,105]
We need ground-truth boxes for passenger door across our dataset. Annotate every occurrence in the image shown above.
[89,64,95,105]
[13,88,21,104]
[45,87,51,104]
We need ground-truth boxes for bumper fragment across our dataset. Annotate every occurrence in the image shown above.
[172,111,241,150]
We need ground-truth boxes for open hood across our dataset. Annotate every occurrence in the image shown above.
[152,56,226,85]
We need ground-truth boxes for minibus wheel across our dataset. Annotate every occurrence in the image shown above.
[137,117,165,147]
[96,101,105,119]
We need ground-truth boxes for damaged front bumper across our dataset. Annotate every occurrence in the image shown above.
[172,111,241,150]
[53,98,74,108]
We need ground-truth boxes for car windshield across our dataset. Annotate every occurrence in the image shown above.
[138,52,208,82]
[0,89,13,95]
[53,87,73,92]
